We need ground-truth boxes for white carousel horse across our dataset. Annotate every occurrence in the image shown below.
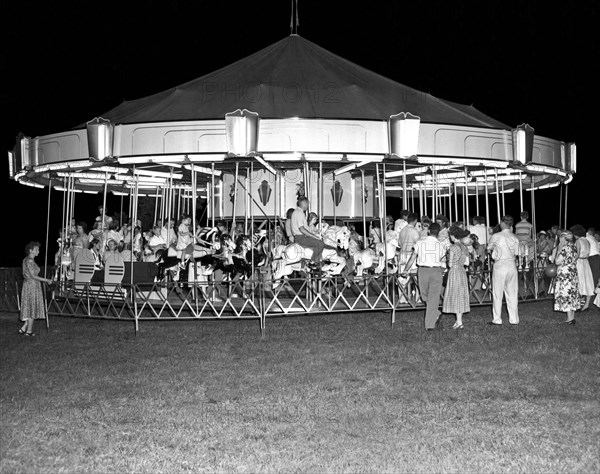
[271,225,351,281]
[373,230,400,274]
[348,239,377,277]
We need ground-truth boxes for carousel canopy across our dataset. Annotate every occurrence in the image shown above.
[94,35,508,129]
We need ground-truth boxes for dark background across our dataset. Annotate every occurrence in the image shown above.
[2,1,597,267]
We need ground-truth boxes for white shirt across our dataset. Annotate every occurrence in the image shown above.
[394,219,407,233]
[586,233,599,257]
[161,226,176,245]
[398,225,421,258]
[488,229,519,261]
[412,236,446,268]
[148,234,166,248]
[469,223,489,247]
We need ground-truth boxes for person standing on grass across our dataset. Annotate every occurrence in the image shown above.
[443,226,472,330]
[487,215,520,326]
[570,224,595,312]
[586,227,600,293]
[19,241,53,337]
[553,230,581,324]
[403,222,446,331]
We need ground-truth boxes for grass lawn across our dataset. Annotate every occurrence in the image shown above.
[1,300,599,473]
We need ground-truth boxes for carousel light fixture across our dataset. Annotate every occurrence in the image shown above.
[333,160,370,176]
[225,109,260,156]
[417,156,510,168]
[7,151,14,177]
[512,123,535,165]
[21,180,45,189]
[388,112,420,159]
[182,164,222,176]
[566,142,577,173]
[186,154,227,163]
[526,181,560,191]
[86,117,114,161]
[134,169,183,180]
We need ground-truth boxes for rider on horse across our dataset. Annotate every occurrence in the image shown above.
[289,197,336,263]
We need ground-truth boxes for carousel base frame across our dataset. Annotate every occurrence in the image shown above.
[46,266,552,335]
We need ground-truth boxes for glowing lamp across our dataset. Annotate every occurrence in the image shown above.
[388,112,420,159]
[512,123,534,165]
[86,117,114,161]
[566,142,577,173]
[225,109,260,156]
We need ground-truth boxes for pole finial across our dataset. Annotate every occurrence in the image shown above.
[290,0,299,35]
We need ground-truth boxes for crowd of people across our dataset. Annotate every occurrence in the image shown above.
[54,206,239,275]
[19,201,600,337]
[391,211,600,330]
[281,201,600,331]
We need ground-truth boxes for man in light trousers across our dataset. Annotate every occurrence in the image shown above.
[487,216,520,325]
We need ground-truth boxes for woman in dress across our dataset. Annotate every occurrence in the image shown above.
[102,238,119,264]
[553,230,581,324]
[443,226,471,329]
[570,224,595,311]
[19,242,53,336]
[71,221,89,261]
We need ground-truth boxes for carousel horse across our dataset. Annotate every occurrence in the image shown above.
[347,238,377,277]
[271,225,350,282]
[346,229,400,278]
[228,234,254,281]
[373,230,400,274]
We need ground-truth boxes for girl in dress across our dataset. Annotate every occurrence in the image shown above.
[368,221,382,248]
[307,212,319,236]
[19,242,53,336]
[553,231,581,324]
[443,226,471,329]
[176,215,195,268]
[132,226,143,260]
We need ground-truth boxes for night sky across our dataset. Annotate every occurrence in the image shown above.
[2,1,597,267]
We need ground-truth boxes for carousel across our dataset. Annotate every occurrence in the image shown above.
[8,35,576,333]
